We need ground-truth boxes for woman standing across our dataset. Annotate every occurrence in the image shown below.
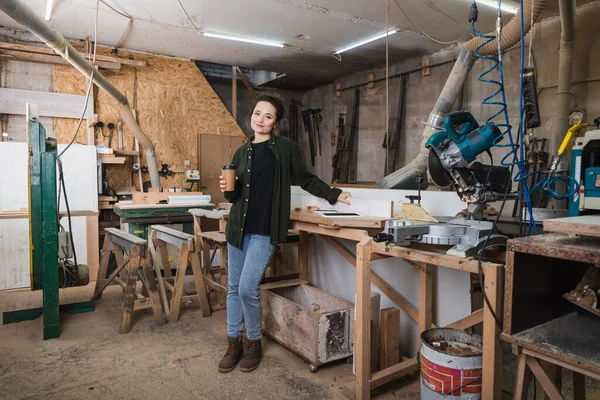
[218,95,351,373]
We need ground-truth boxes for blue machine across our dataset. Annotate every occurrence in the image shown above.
[569,120,600,216]
[426,111,508,210]
[426,111,502,169]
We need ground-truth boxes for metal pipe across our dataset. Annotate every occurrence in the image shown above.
[376,47,475,188]
[0,0,160,188]
[377,0,547,189]
[337,58,456,93]
[556,0,576,150]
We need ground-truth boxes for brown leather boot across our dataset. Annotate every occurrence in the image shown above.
[239,337,262,373]
[218,336,243,373]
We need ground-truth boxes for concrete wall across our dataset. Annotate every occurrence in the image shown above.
[301,2,600,187]
[209,80,304,139]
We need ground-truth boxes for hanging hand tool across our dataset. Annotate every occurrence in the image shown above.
[301,109,316,166]
[311,109,323,156]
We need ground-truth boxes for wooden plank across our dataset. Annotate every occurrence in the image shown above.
[543,362,562,400]
[507,234,600,264]
[513,353,530,400]
[526,357,565,400]
[204,277,227,292]
[86,215,99,281]
[260,278,308,291]
[371,241,497,274]
[168,243,189,322]
[573,372,585,400]
[292,221,370,241]
[369,357,419,389]
[355,238,372,400]
[521,348,600,382]
[379,308,400,370]
[482,265,503,400]
[130,191,205,205]
[149,237,170,315]
[105,227,147,245]
[189,251,212,317]
[319,234,420,324]
[232,65,237,119]
[119,246,140,333]
[445,309,483,330]
[418,263,433,342]
[98,155,126,164]
[503,251,515,335]
[0,49,120,70]
[298,230,309,282]
[543,215,600,237]
[291,209,386,229]
[113,149,139,156]
[0,41,147,67]
[139,261,166,326]
[0,87,95,119]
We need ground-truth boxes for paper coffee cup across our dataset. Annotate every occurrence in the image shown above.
[222,164,236,191]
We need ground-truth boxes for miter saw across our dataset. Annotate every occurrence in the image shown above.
[375,111,512,257]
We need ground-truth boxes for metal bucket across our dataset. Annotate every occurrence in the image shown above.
[420,328,483,399]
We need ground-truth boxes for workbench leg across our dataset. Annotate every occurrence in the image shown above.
[418,263,433,339]
[544,362,562,400]
[514,352,530,400]
[573,372,585,400]
[298,230,309,282]
[120,246,140,334]
[482,265,503,400]
[140,260,166,326]
[355,238,372,400]
[190,251,212,318]
[93,233,113,300]
[169,244,189,323]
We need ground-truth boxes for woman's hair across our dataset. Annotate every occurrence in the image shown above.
[247,94,285,126]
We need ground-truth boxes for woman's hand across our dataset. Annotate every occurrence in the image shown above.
[337,192,352,205]
[219,175,238,192]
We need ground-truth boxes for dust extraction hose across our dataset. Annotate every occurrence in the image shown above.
[0,0,161,189]
[377,0,547,189]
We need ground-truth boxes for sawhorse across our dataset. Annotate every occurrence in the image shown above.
[92,228,165,333]
[148,225,211,321]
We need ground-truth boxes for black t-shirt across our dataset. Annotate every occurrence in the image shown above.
[244,140,276,235]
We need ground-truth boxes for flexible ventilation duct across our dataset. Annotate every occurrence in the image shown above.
[0,0,161,188]
[377,0,547,189]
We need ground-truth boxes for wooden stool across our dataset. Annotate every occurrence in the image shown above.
[512,345,589,400]
[148,225,211,321]
[91,228,165,333]
[199,231,229,311]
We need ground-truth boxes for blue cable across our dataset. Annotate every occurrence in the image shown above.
[471,0,539,234]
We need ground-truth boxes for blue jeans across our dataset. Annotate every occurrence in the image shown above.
[227,233,276,340]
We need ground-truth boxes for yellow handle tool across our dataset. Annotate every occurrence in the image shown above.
[550,121,588,171]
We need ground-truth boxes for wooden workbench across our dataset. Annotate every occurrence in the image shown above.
[501,233,600,398]
[290,211,504,399]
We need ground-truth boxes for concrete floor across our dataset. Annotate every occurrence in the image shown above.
[0,285,419,400]
[2,285,600,400]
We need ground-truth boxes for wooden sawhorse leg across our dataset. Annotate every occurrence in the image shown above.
[149,225,211,322]
[91,228,165,333]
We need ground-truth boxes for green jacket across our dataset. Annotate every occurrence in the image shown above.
[224,135,342,248]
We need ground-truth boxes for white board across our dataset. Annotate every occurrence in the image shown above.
[0,142,97,290]
[0,87,94,119]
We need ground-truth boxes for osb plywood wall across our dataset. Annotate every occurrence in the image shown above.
[54,48,244,190]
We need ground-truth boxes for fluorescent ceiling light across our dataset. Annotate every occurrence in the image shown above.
[334,29,398,55]
[475,0,519,14]
[203,32,284,48]
[45,0,54,21]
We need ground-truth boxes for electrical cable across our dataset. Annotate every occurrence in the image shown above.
[55,0,100,277]
[393,0,468,45]
[99,0,133,50]
[176,0,199,30]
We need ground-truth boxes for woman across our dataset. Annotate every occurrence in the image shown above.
[218,95,351,373]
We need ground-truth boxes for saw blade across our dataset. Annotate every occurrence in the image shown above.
[427,148,453,188]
